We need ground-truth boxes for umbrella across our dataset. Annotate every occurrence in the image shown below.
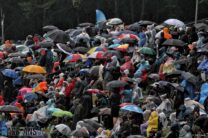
[24,92,38,102]
[121,105,143,114]
[181,71,198,85]
[13,76,23,85]
[109,44,120,48]
[148,73,160,80]
[138,20,156,26]
[194,23,208,31]
[88,51,104,59]
[114,44,129,52]
[89,66,99,77]
[197,47,208,54]
[119,103,133,107]
[71,129,89,137]
[138,47,156,55]
[64,54,86,62]
[78,22,94,27]
[2,69,18,79]
[83,119,102,130]
[26,74,46,80]
[47,29,69,43]
[0,105,22,113]
[52,110,73,118]
[19,87,32,93]
[42,25,58,32]
[164,19,185,27]
[73,47,88,54]
[99,107,111,115]
[23,65,46,74]
[108,18,123,25]
[55,124,71,137]
[39,41,55,48]
[103,50,122,58]
[127,135,146,138]
[87,47,107,54]
[9,57,24,64]
[56,43,72,55]
[165,70,182,78]
[8,53,26,58]
[162,39,186,47]
[127,23,141,31]
[107,80,127,88]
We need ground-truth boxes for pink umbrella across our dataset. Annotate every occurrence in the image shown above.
[19,87,32,96]
[119,103,133,107]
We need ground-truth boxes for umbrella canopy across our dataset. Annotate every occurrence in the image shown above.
[26,74,46,80]
[13,76,23,85]
[103,50,122,58]
[164,19,185,27]
[88,51,104,59]
[2,69,18,79]
[197,47,208,54]
[42,25,58,32]
[78,22,94,27]
[165,70,182,78]
[87,47,107,54]
[73,47,88,54]
[107,80,128,88]
[55,124,71,137]
[148,73,160,80]
[99,107,111,115]
[9,57,24,64]
[52,110,73,118]
[181,71,198,85]
[127,135,146,138]
[138,47,156,55]
[127,23,141,31]
[47,29,69,43]
[0,105,22,113]
[119,103,133,107]
[24,92,38,102]
[108,18,123,25]
[121,105,143,114]
[39,41,55,48]
[89,66,100,77]
[71,129,89,137]
[23,65,46,74]
[138,20,156,26]
[63,54,86,62]
[194,23,208,31]
[114,44,129,52]
[56,43,72,55]
[162,39,186,47]
[8,53,26,58]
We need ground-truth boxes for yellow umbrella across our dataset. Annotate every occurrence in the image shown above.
[23,65,46,74]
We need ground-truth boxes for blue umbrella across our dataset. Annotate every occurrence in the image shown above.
[121,105,143,114]
[2,69,18,79]
[24,93,38,102]
[96,9,106,23]
[13,76,23,85]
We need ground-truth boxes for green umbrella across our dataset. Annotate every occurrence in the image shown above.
[138,47,156,55]
[52,110,73,118]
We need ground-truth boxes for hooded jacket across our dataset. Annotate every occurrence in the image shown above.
[163,27,172,40]
[146,111,159,137]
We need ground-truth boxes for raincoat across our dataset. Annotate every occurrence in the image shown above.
[138,32,147,47]
[146,24,156,45]
[134,60,150,78]
[120,56,135,75]
[163,27,172,40]
[146,111,159,137]
[196,32,206,48]
[181,80,195,99]
[199,83,208,104]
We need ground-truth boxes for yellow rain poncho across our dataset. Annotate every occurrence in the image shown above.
[146,111,159,137]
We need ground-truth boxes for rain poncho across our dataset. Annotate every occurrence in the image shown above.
[120,56,135,74]
[138,32,147,47]
[181,80,195,99]
[134,60,150,78]
[146,111,159,137]
[163,27,172,40]
[146,24,156,45]
[199,83,208,104]
[121,89,133,103]
[196,32,206,48]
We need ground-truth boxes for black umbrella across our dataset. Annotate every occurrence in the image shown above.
[194,23,208,31]
[127,135,146,138]
[162,39,186,47]
[8,53,26,58]
[181,71,198,85]
[42,25,58,32]
[138,20,156,26]
[197,48,208,54]
[10,57,24,64]
[71,130,89,137]
[65,28,76,34]
[0,105,22,113]
[173,58,191,65]
[83,119,102,130]
[148,73,160,80]
[127,23,142,31]
[78,22,94,27]
[89,66,99,77]
[107,80,128,88]
[47,29,69,43]
[39,41,55,48]
[69,29,82,38]
[56,43,72,54]
[73,47,88,54]
[26,74,46,80]
[165,70,182,78]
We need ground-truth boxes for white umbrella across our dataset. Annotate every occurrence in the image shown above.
[55,124,71,137]
[164,19,185,27]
